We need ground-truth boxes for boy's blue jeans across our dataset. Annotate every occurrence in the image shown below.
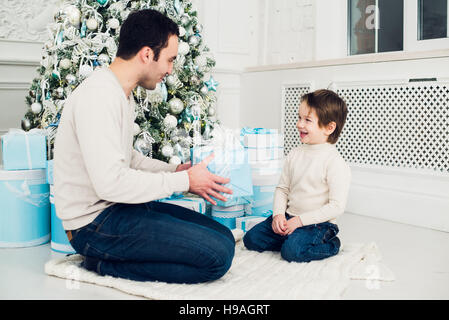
[68,201,235,284]
[243,213,340,262]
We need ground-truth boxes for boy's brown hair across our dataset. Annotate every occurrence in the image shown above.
[300,89,348,144]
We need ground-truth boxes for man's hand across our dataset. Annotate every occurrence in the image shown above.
[176,162,191,172]
[272,214,287,235]
[187,153,233,206]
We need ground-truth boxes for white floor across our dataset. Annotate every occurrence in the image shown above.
[1,212,448,300]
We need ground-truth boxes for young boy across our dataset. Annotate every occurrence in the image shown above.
[243,89,351,263]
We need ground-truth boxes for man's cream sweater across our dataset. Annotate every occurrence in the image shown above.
[54,67,190,230]
[272,143,351,226]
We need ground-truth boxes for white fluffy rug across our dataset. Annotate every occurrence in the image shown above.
[44,230,394,300]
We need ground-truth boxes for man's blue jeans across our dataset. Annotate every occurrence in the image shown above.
[243,214,340,263]
[68,201,235,284]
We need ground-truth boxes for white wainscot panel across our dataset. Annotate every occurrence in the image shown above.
[346,165,449,232]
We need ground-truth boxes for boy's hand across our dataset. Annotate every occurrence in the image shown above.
[285,216,303,235]
[272,214,287,235]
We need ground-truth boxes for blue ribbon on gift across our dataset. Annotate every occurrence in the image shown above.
[160,193,205,214]
[241,127,278,135]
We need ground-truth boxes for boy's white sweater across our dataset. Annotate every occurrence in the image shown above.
[273,143,351,226]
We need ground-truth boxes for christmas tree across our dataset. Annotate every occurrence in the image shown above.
[23,0,220,164]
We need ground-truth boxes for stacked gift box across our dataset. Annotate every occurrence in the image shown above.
[190,128,254,229]
[157,192,207,215]
[237,127,285,233]
[0,129,75,253]
[0,129,51,248]
[47,160,76,254]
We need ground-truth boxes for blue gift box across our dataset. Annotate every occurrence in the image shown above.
[47,160,54,185]
[50,186,76,254]
[240,127,284,148]
[191,146,253,207]
[236,216,267,232]
[0,167,50,247]
[158,193,206,214]
[245,172,281,217]
[211,204,245,229]
[1,129,47,170]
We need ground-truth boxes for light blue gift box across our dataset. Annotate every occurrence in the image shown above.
[47,160,54,185]
[245,172,281,217]
[158,193,206,214]
[50,185,76,254]
[0,167,50,248]
[1,129,47,170]
[240,127,284,148]
[191,146,253,207]
[236,216,267,232]
[211,204,245,229]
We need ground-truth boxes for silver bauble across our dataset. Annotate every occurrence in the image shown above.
[180,136,192,148]
[133,123,141,136]
[188,35,200,47]
[190,75,200,86]
[55,87,64,98]
[86,18,98,31]
[208,106,216,116]
[178,41,190,56]
[194,23,203,33]
[60,58,71,70]
[21,118,31,131]
[194,55,207,68]
[134,137,152,156]
[161,144,174,158]
[65,5,81,27]
[31,102,42,114]
[66,74,77,85]
[200,85,209,96]
[169,155,181,165]
[79,64,93,78]
[180,15,190,26]
[107,18,120,30]
[97,53,110,66]
[163,114,178,129]
[179,26,186,37]
[165,74,177,87]
[168,98,184,115]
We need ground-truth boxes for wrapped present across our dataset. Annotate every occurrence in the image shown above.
[0,166,50,248]
[191,127,253,207]
[158,193,206,214]
[240,127,284,148]
[245,172,281,217]
[236,216,267,232]
[50,185,76,254]
[246,147,284,162]
[47,160,54,185]
[1,129,47,170]
[211,204,245,229]
[249,158,284,176]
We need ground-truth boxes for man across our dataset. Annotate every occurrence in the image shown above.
[54,9,235,284]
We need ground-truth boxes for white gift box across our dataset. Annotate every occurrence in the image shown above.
[247,147,284,162]
[243,132,284,148]
[236,216,267,232]
[159,194,206,214]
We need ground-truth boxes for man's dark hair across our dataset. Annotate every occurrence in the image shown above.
[116,9,179,61]
[300,89,348,144]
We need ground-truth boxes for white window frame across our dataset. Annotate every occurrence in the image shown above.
[404,0,449,52]
[344,0,449,56]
